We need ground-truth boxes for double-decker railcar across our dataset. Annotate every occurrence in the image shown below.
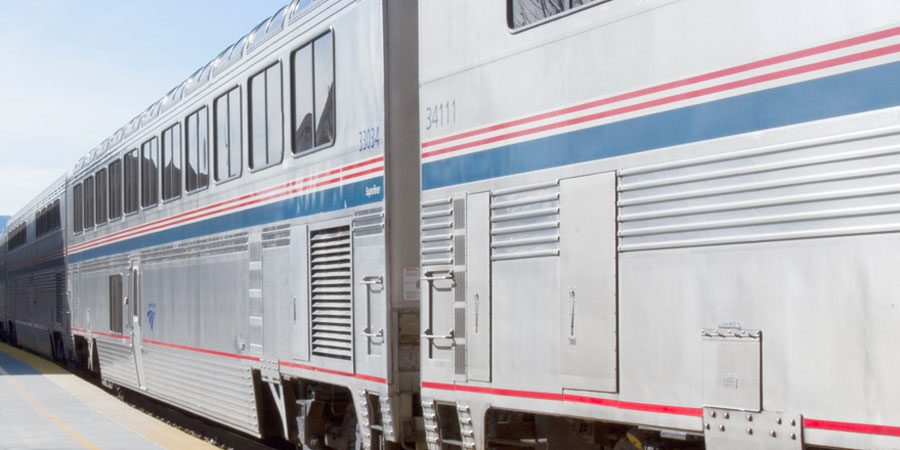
[2,177,68,360]
[418,1,900,449]
[0,231,7,342]
[64,0,419,448]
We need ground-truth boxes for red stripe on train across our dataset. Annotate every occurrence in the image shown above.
[804,418,900,438]
[69,156,384,253]
[279,361,386,384]
[421,26,900,150]
[422,43,900,159]
[421,381,702,417]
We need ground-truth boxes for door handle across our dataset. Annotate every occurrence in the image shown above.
[421,328,454,340]
[361,327,384,338]
[568,288,576,341]
[474,292,480,334]
[359,275,383,286]
[422,270,454,282]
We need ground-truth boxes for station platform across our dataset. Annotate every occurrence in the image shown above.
[0,342,216,450]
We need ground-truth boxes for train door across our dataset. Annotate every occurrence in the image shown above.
[353,210,387,380]
[465,192,491,382]
[129,261,146,389]
[558,172,618,393]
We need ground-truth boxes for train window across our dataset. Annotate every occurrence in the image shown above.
[508,0,604,29]
[7,224,26,250]
[249,62,284,170]
[95,168,108,226]
[214,86,242,182]
[141,137,159,208]
[185,107,210,192]
[73,183,83,233]
[291,31,335,154]
[124,149,139,214]
[109,275,123,334]
[50,200,60,231]
[162,123,183,201]
[84,175,95,230]
[109,159,122,220]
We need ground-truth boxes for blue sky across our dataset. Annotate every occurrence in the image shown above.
[0,0,289,215]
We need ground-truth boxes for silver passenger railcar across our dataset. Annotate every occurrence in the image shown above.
[2,176,68,361]
[65,0,419,448]
[418,1,900,449]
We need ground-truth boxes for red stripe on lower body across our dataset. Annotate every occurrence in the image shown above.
[280,361,386,383]
[804,418,900,437]
[422,382,699,417]
[143,339,260,362]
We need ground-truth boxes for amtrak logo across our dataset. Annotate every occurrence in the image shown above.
[365,184,382,198]
[147,303,157,330]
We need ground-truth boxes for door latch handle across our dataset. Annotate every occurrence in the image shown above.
[359,275,383,286]
[421,328,455,340]
[474,292,480,334]
[568,287,576,341]
[422,270,454,282]
[361,327,384,338]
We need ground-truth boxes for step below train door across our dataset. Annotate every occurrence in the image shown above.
[353,208,387,381]
[128,260,146,390]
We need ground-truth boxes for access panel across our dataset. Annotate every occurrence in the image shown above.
[559,172,618,393]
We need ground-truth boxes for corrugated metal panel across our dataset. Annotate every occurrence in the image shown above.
[97,340,138,389]
[309,226,353,360]
[143,346,259,437]
[618,127,900,251]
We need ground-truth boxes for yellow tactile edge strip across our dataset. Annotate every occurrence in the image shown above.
[0,342,218,450]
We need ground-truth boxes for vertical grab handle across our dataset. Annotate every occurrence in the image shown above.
[359,275,384,339]
[568,287,576,341]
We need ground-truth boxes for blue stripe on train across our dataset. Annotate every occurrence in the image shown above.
[69,177,385,263]
[422,60,900,190]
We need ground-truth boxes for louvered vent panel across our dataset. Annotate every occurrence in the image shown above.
[55,273,65,324]
[421,198,454,267]
[491,181,560,261]
[310,226,353,360]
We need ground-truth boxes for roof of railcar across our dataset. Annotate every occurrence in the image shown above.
[70,0,334,178]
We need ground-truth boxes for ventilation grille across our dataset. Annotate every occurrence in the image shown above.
[55,273,65,324]
[491,181,560,261]
[262,224,291,249]
[421,198,454,267]
[310,226,353,360]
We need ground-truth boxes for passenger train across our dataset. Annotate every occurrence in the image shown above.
[2,0,900,449]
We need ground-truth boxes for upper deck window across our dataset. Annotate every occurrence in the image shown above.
[162,123,182,200]
[291,31,335,154]
[185,107,210,192]
[124,149,139,214]
[73,183,84,233]
[508,0,604,29]
[95,168,108,226]
[249,63,284,170]
[7,224,26,250]
[141,137,159,207]
[214,87,242,182]
[109,159,122,220]
[83,175,95,229]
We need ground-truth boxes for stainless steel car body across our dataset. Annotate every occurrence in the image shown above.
[3,176,68,360]
[62,0,419,445]
[418,0,900,449]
